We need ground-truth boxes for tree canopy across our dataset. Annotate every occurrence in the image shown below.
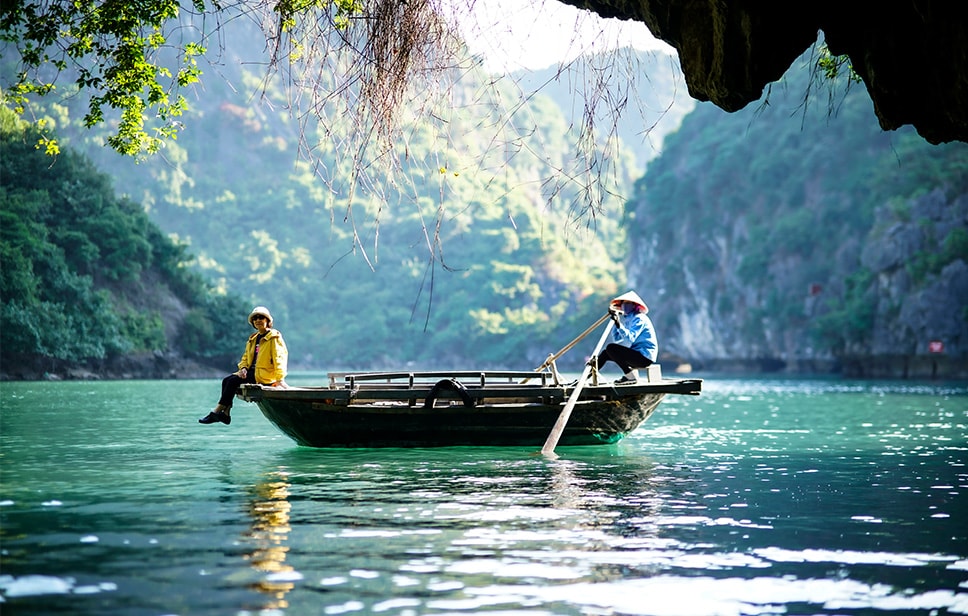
[0,0,472,156]
[1,0,211,156]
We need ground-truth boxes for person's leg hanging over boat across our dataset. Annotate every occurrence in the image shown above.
[200,370,254,425]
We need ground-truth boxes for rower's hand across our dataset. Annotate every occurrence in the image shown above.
[609,307,621,325]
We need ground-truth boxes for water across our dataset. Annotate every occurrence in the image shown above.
[1,376,966,615]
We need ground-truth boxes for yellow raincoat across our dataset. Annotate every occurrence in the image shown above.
[237,328,288,384]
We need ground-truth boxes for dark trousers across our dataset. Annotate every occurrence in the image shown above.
[596,343,653,374]
[219,370,255,408]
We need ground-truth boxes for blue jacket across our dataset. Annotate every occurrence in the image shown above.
[610,312,658,362]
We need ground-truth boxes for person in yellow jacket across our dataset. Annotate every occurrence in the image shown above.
[199,306,289,425]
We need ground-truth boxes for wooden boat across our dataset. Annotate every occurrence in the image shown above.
[238,367,701,448]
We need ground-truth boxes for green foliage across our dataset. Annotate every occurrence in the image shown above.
[119,310,167,353]
[1,0,205,156]
[944,228,968,265]
[812,270,876,352]
[180,294,253,361]
[274,0,361,32]
[815,44,861,84]
[872,132,968,199]
[0,105,245,365]
[907,227,968,283]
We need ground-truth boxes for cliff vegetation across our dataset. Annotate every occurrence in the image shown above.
[0,107,250,379]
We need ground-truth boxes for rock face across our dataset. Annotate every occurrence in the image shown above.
[558,0,968,144]
[856,190,968,378]
[0,352,224,381]
[628,185,968,379]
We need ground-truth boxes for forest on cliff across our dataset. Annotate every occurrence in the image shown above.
[1,39,965,378]
[0,107,251,377]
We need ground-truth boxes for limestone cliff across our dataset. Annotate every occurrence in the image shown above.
[856,190,968,378]
[623,60,968,378]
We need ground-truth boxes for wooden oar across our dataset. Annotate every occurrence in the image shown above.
[523,313,610,384]
[541,318,615,456]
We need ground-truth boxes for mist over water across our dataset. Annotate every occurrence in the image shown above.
[2,376,966,614]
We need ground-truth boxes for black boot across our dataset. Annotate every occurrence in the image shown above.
[199,405,231,425]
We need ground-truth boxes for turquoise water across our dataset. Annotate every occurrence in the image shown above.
[1,376,966,615]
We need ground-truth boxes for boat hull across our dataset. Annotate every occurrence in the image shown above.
[239,371,701,448]
[251,392,666,448]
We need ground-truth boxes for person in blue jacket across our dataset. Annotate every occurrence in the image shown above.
[594,291,658,384]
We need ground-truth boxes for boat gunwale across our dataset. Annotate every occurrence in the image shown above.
[239,371,701,405]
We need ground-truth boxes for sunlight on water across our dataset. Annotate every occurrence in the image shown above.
[1,377,966,614]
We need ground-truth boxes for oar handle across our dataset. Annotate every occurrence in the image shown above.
[540,319,615,456]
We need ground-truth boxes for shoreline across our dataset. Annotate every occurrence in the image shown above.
[3,357,965,382]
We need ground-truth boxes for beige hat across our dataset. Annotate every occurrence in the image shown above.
[610,291,648,314]
[248,306,273,327]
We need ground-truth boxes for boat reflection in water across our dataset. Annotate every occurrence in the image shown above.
[243,470,298,609]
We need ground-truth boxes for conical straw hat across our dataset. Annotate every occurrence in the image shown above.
[610,291,648,313]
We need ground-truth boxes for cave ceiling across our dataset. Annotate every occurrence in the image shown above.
[557,0,968,144]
